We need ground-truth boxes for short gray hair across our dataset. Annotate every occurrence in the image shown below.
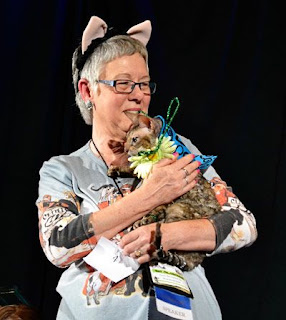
[72,35,149,125]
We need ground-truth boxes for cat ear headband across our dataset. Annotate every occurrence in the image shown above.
[81,16,152,53]
[75,16,152,74]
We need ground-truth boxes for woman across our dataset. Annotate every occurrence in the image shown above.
[36,16,257,319]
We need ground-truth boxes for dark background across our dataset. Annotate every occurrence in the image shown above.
[1,0,285,319]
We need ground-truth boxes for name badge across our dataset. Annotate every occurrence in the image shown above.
[149,262,192,296]
[155,287,193,320]
[149,263,193,320]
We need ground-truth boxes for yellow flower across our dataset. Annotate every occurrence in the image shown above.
[128,136,177,179]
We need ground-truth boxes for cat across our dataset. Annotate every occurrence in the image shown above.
[108,113,222,271]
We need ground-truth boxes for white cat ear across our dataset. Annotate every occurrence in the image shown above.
[82,16,108,53]
[127,20,152,46]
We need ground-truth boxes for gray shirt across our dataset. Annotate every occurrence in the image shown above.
[36,137,257,319]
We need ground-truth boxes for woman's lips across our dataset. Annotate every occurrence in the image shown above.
[124,109,142,114]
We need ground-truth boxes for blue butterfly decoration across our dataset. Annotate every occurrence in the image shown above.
[154,115,217,170]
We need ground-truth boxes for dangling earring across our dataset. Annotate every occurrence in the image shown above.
[86,100,93,110]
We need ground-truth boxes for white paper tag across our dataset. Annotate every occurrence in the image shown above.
[83,237,140,283]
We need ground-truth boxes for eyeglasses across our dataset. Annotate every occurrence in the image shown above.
[96,79,157,94]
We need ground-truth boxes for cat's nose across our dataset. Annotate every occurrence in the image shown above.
[128,147,137,156]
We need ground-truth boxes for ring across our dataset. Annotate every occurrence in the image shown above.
[184,177,188,186]
[182,168,189,178]
[134,250,142,258]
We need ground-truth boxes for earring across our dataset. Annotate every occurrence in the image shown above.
[86,100,93,110]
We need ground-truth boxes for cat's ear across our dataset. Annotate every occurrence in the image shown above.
[138,115,152,128]
[124,111,140,125]
[138,115,162,136]
[108,140,125,154]
[150,118,162,137]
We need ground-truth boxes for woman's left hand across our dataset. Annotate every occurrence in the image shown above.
[119,224,157,264]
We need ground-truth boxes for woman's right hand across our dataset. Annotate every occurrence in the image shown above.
[140,153,201,207]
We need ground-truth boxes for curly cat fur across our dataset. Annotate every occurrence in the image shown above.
[108,114,221,270]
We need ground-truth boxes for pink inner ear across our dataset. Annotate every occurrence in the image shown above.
[138,115,151,128]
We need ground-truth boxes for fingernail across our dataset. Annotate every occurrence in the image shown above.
[173,152,179,156]
[189,154,195,162]
[197,161,201,166]
[197,169,200,173]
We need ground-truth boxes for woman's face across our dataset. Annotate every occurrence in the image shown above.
[91,53,151,141]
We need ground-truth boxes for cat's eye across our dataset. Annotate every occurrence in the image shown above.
[132,137,138,144]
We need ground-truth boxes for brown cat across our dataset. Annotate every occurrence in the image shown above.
[108,114,222,271]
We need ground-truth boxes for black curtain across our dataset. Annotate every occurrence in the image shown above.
[1,1,285,319]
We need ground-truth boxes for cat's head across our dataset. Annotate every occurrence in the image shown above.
[124,113,162,156]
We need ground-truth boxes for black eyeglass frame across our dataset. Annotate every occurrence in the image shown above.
[96,79,157,94]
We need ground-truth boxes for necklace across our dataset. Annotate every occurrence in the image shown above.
[91,139,124,197]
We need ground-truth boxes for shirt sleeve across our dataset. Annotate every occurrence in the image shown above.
[36,157,96,268]
[206,176,257,256]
